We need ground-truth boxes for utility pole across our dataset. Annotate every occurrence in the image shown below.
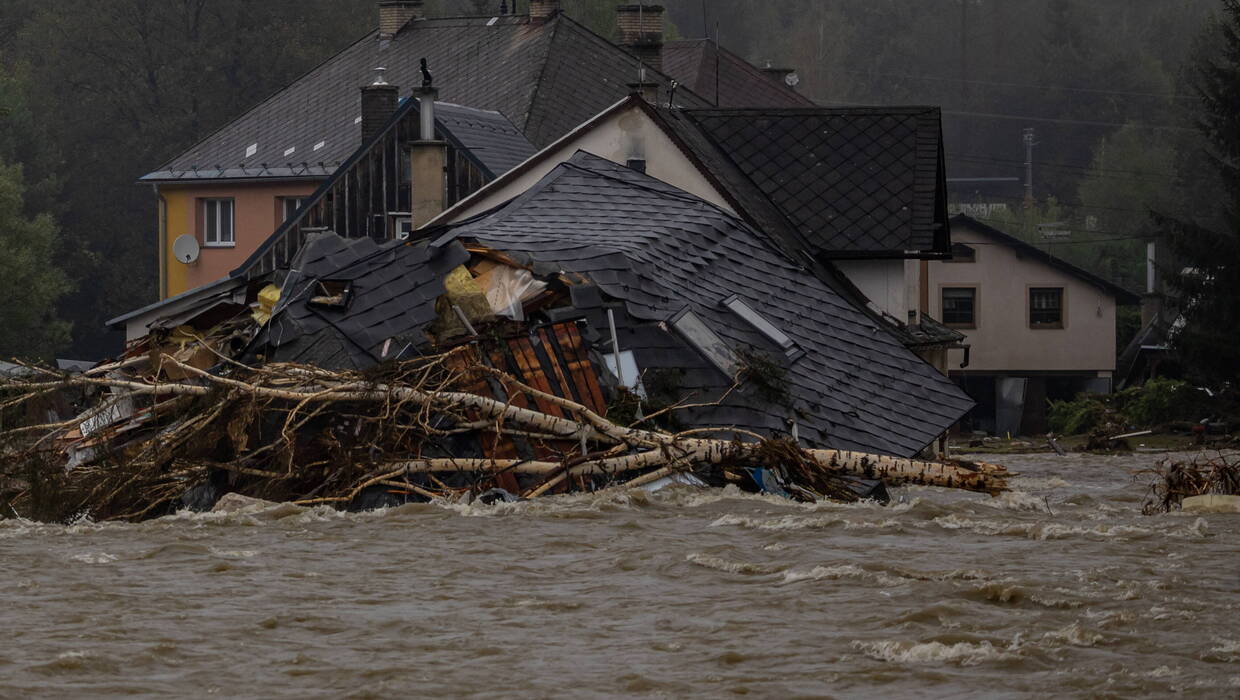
[1022,127,1036,209]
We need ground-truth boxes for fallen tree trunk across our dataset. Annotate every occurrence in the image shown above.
[0,349,1010,521]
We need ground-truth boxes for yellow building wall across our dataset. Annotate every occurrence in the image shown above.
[160,181,320,298]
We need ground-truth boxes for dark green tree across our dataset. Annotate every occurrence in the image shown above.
[1158,0,1240,385]
[0,160,72,359]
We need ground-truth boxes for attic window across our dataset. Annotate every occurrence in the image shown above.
[670,307,739,377]
[308,280,352,309]
[948,243,976,263]
[721,294,802,360]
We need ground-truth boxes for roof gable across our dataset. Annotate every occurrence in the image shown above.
[949,214,1141,304]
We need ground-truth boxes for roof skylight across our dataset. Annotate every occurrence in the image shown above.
[670,307,739,377]
[721,294,803,360]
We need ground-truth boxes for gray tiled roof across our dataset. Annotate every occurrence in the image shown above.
[436,152,973,457]
[147,13,721,182]
[652,107,951,258]
[435,102,536,177]
[661,39,815,108]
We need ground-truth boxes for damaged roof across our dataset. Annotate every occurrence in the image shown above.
[651,106,951,259]
[432,152,973,457]
[257,234,468,370]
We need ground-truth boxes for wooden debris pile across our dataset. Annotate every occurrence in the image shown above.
[0,344,1011,522]
[1140,453,1240,514]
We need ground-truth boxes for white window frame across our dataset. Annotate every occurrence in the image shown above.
[202,198,235,248]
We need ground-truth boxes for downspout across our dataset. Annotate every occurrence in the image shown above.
[155,185,168,299]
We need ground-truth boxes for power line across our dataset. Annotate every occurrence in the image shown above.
[833,67,1196,101]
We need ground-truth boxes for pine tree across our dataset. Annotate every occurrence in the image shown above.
[1159,0,1240,385]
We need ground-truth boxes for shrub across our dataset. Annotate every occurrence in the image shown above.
[1124,377,1195,427]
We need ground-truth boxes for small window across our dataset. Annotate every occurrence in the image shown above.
[947,243,976,263]
[1030,287,1064,328]
[281,197,306,223]
[942,287,977,328]
[202,199,235,247]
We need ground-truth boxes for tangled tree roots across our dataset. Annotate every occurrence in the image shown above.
[0,349,1011,522]
[1140,453,1240,514]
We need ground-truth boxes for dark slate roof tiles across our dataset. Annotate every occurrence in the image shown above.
[440,152,973,457]
[682,107,949,256]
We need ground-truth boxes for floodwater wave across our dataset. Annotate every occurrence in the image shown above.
[1,451,1237,698]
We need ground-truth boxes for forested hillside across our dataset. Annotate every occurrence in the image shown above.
[0,0,1228,358]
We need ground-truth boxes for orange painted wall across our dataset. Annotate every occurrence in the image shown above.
[160,180,320,298]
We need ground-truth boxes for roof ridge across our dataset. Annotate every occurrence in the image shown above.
[146,28,380,177]
[949,214,1141,302]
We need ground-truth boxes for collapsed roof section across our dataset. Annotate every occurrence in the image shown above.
[420,152,972,456]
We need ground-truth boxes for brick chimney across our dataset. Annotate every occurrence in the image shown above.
[617,4,665,73]
[361,69,399,142]
[379,1,423,40]
[530,0,561,22]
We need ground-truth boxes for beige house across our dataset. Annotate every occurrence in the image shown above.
[930,215,1140,435]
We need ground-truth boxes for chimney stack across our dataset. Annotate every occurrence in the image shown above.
[616,4,665,73]
[410,87,447,228]
[361,69,399,142]
[379,1,423,40]
[530,0,561,21]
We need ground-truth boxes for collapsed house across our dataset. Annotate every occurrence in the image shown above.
[0,154,1006,521]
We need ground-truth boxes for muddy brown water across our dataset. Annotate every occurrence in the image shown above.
[1,452,1237,699]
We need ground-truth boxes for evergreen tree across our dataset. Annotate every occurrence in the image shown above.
[1158,0,1240,385]
[0,160,72,360]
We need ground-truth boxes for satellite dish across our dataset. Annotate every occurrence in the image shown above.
[785,72,801,88]
[173,235,201,264]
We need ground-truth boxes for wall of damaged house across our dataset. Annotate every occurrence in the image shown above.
[160,181,320,297]
[439,103,735,224]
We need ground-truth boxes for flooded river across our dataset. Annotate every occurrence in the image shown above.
[2,451,1237,698]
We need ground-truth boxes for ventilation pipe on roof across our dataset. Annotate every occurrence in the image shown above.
[378,0,423,41]
[616,4,665,73]
[529,0,561,22]
[361,68,399,142]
